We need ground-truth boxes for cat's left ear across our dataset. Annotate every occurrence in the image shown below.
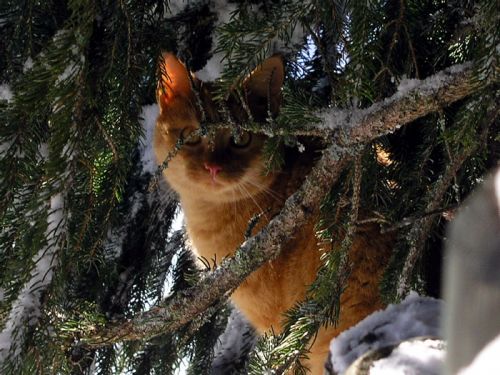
[243,54,284,118]
[157,53,193,112]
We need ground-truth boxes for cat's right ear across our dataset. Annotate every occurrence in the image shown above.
[157,53,193,113]
[243,55,285,119]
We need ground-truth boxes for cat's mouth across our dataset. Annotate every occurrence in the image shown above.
[177,161,274,202]
[201,175,224,188]
[198,172,235,190]
[193,170,259,200]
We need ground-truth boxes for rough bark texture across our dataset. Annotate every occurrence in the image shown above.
[80,63,494,348]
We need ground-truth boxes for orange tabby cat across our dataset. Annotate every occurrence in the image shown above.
[154,53,392,374]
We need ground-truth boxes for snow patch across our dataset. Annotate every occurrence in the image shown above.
[196,1,306,81]
[329,293,442,374]
[312,77,330,93]
[160,212,185,300]
[195,51,225,82]
[0,83,13,102]
[129,192,144,220]
[396,76,420,93]
[56,46,85,84]
[171,210,185,232]
[138,104,159,174]
[102,108,166,260]
[103,191,146,262]
[23,57,34,73]
[38,143,49,161]
[394,63,469,101]
[166,0,189,17]
[458,334,500,375]
[56,62,79,83]
[195,0,237,81]
[0,137,15,156]
[370,338,445,375]
[161,223,185,300]
[212,309,256,374]
[317,107,350,131]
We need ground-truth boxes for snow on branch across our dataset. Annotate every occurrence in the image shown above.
[78,63,494,348]
[0,195,65,366]
[292,62,482,139]
[0,83,13,102]
[327,293,443,374]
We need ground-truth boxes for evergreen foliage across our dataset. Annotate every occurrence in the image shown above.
[0,0,497,374]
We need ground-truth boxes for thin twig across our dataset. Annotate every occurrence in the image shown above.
[379,204,460,233]
[95,118,119,162]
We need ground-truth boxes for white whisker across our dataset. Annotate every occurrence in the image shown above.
[232,189,238,222]
[243,178,283,202]
[237,183,267,219]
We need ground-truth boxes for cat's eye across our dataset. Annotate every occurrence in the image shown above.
[180,128,202,146]
[230,131,252,148]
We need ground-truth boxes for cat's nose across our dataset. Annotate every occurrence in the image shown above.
[204,163,222,179]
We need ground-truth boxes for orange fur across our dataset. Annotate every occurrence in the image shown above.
[154,53,392,374]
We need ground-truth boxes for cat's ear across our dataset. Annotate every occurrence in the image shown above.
[243,54,284,118]
[157,53,193,112]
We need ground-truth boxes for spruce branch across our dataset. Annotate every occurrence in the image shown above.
[76,62,491,348]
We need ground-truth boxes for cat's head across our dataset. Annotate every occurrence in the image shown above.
[154,53,284,203]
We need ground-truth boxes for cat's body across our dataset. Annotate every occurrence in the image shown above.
[154,53,392,373]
